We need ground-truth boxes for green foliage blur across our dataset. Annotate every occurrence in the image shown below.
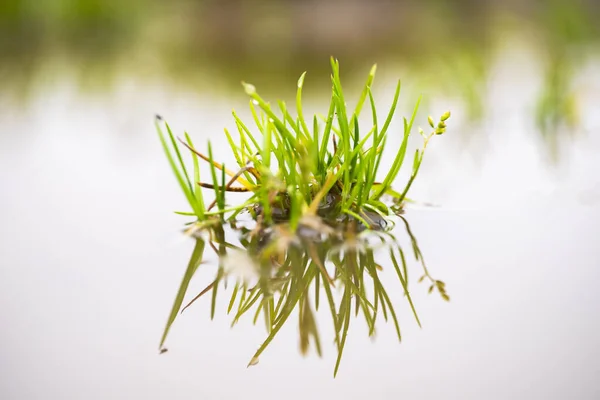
[1,0,599,136]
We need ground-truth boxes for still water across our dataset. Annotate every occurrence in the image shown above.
[1,50,600,398]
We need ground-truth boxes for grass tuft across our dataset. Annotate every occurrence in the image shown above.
[156,58,451,376]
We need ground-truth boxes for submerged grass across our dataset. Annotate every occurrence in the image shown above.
[156,58,450,376]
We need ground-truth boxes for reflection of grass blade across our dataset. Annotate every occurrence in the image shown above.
[371,281,379,335]
[210,270,223,320]
[390,249,421,328]
[307,242,334,286]
[159,238,205,350]
[247,262,315,367]
[378,289,389,322]
[181,279,215,314]
[377,276,402,342]
[363,250,380,335]
[267,298,275,332]
[333,287,351,377]
[334,257,375,311]
[234,285,248,323]
[314,272,320,311]
[400,216,434,280]
[253,301,263,325]
[227,281,240,314]
[319,267,341,349]
[274,281,289,317]
[233,285,262,325]
[306,296,322,357]
[355,256,375,332]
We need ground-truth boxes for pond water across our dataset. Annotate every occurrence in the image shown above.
[1,6,600,398]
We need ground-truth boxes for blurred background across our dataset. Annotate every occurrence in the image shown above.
[1,1,599,399]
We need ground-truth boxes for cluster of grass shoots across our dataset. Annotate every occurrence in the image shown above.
[156,58,450,377]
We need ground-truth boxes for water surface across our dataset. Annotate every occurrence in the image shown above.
[1,66,599,398]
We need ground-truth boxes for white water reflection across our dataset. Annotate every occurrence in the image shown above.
[0,69,599,399]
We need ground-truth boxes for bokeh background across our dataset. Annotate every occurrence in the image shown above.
[1,1,599,399]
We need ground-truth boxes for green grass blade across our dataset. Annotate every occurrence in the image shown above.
[166,123,194,195]
[184,133,205,217]
[242,82,297,150]
[405,95,422,138]
[354,63,377,119]
[296,72,311,140]
[233,110,261,152]
[319,93,337,172]
[379,79,401,139]
[156,119,200,217]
